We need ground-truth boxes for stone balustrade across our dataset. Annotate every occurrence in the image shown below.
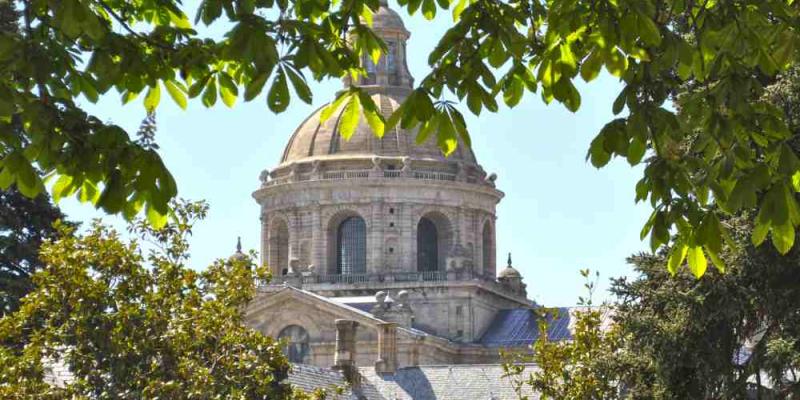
[263,168,462,187]
[262,270,524,300]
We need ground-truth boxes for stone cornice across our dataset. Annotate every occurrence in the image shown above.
[252,176,504,205]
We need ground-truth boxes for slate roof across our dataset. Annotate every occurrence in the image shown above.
[479,307,573,347]
[357,364,539,400]
[288,364,351,395]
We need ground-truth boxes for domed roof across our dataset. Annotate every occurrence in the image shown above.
[498,266,521,279]
[498,253,521,279]
[370,3,408,33]
[279,91,477,165]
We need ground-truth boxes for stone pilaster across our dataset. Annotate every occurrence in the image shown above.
[260,211,268,268]
[310,203,323,274]
[368,201,383,274]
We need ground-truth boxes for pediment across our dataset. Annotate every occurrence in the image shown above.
[246,286,386,338]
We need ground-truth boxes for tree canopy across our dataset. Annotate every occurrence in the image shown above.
[0,0,799,274]
[0,200,302,399]
[0,186,70,316]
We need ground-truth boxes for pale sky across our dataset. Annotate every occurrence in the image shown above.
[58,1,651,307]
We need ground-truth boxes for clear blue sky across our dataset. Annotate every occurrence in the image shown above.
[59,1,651,307]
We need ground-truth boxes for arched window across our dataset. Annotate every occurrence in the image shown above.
[417,217,439,272]
[482,222,495,277]
[278,325,309,364]
[269,219,289,276]
[337,216,367,275]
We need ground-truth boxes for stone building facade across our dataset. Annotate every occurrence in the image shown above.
[245,0,555,374]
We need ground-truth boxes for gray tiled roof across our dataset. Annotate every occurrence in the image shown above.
[479,307,573,348]
[358,364,539,400]
[288,364,352,397]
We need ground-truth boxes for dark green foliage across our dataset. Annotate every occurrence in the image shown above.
[0,187,68,315]
[611,215,800,398]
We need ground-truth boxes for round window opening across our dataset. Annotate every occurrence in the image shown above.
[278,325,310,363]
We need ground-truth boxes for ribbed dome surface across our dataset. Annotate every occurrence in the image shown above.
[371,4,407,32]
[279,92,478,165]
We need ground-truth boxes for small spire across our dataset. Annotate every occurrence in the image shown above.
[236,236,242,253]
[507,252,512,267]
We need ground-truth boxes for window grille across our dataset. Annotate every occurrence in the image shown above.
[417,217,439,272]
[337,216,367,275]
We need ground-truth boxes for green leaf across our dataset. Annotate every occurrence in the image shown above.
[667,242,688,275]
[604,47,628,77]
[792,171,800,192]
[52,175,74,203]
[437,112,458,156]
[97,171,126,214]
[772,220,795,255]
[612,88,627,115]
[321,91,350,123]
[78,181,99,204]
[553,79,580,112]
[245,72,269,101]
[627,137,646,165]
[698,213,722,254]
[452,0,467,21]
[637,14,661,46]
[164,80,187,110]
[0,167,13,189]
[267,69,289,113]
[422,0,436,20]
[705,246,725,273]
[359,92,384,138]
[146,203,169,229]
[416,116,438,145]
[687,246,707,278]
[752,205,771,246]
[12,153,42,198]
[503,76,524,108]
[580,50,603,82]
[202,78,217,107]
[285,66,313,104]
[489,40,508,68]
[588,134,611,168]
[218,73,238,108]
[144,83,161,112]
[339,92,361,140]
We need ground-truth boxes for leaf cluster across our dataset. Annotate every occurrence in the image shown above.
[3,0,800,272]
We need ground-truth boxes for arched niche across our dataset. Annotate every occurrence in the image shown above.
[416,211,453,272]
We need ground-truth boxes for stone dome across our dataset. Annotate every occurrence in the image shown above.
[498,253,521,278]
[370,3,409,33]
[279,91,478,166]
[498,266,521,279]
